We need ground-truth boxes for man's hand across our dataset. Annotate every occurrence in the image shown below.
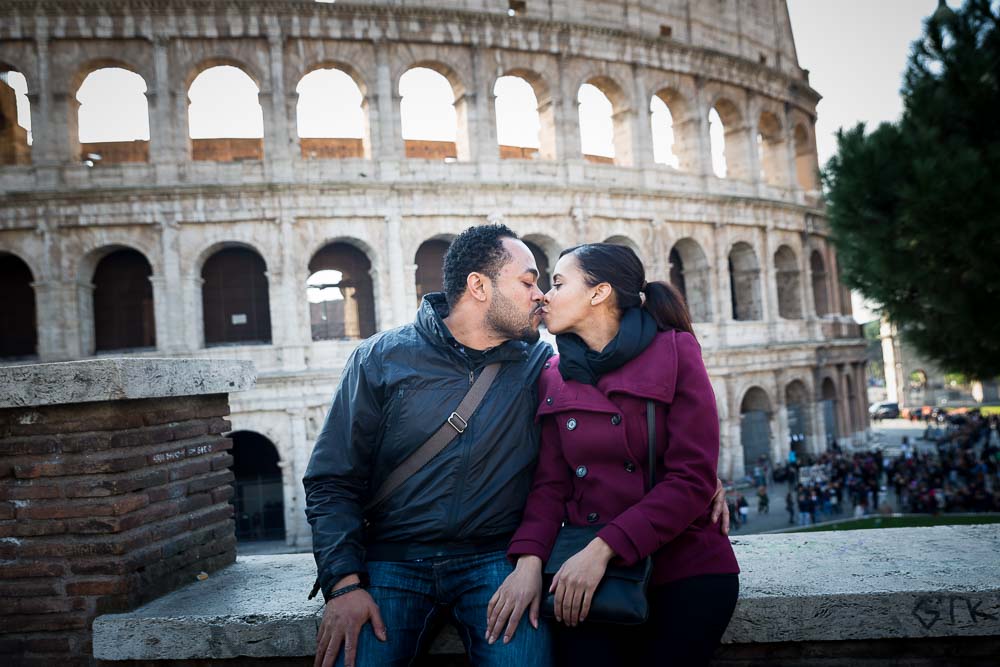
[486,555,543,645]
[549,538,615,627]
[710,478,730,536]
[314,576,387,667]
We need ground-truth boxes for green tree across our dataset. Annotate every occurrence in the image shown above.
[822,0,1000,379]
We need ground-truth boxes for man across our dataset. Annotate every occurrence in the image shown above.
[304,224,728,667]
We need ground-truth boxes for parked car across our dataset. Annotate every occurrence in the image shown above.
[869,401,900,420]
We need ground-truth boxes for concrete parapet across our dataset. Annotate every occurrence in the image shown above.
[92,525,1000,664]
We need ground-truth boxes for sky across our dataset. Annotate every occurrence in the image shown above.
[3,1,950,321]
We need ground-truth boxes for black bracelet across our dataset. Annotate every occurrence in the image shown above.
[328,582,363,600]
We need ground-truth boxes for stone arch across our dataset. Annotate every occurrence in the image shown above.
[0,251,37,358]
[603,234,642,257]
[740,386,774,472]
[414,235,454,305]
[650,87,697,171]
[756,109,786,187]
[73,61,150,165]
[728,241,762,321]
[794,122,820,191]
[296,62,371,160]
[774,244,803,319]
[668,238,712,322]
[78,245,156,353]
[810,249,831,316]
[708,96,749,180]
[0,65,32,165]
[201,244,272,346]
[230,430,286,542]
[494,69,554,160]
[399,61,468,161]
[187,61,264,162]
[308,241,377,340]
[578,75,633,166]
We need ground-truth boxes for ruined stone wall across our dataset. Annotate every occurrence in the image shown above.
[0,0,869,548]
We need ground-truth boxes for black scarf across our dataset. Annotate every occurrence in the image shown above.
[556,307,658,385]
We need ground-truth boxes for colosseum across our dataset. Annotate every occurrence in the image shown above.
[0,0,867,548]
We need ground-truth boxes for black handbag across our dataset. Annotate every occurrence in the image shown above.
[541,401,658,625]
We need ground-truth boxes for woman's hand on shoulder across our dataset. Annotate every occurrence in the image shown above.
[486,555,543,645]
[550,537,615,627]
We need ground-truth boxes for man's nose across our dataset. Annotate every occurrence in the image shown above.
[532,285,545,301]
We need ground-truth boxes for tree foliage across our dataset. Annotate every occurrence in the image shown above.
[823,0,1000,379]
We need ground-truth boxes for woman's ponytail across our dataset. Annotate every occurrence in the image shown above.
[643,280,695,337]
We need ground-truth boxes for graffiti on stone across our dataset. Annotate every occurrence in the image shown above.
[912,595,997,630]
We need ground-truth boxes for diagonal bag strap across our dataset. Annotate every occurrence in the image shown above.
[364,363,502,512]
[647,401,656,493]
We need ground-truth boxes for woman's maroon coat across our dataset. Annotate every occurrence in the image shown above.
[508,330,740,586]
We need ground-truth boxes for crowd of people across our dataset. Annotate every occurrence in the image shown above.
[889,413,1000,513]
[725,412,1000,530]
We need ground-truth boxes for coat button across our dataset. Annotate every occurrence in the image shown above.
[624,461,636,473]
[575,465,588,478]
[566,418,577,431]
[587,512,600,523]
[545,396,553,405]
[611,414,622,425]
[544,362,551,369]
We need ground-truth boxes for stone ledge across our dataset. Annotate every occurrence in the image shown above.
[92,525,1000,661]
[0,358,257,408]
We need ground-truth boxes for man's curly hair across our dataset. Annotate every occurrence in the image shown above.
[443,223,518,308]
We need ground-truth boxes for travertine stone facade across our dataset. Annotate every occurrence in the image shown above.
[0,0,868,548]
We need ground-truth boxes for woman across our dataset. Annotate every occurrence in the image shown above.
[487,243,739,666]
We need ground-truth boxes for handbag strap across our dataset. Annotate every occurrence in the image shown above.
[364,363,501,512]
[646,401,656,493]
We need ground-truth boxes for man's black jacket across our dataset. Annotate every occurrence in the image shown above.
[303,293,552,599]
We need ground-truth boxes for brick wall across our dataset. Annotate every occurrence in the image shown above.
[80,141,150,165]
[190,138,263,162]
[1,393,238,666]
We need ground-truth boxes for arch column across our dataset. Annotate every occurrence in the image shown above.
[29,29,67,184]
[150,36,182,180]
[155,219,185,351]
[31,280,71,360]
[74,279,95,357]
[283,407,308,546]
[691,78,713,180]
[182,273,206,349]
[264,32,293,180]
[553,54,583,169]
[385,214,408,328]
[372,41,402,176]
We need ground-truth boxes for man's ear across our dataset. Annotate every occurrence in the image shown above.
[591,282,613,306]
[467,272,490,303]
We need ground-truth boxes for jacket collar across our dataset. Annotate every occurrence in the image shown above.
[538,331,678,416]
[415,292,530,364]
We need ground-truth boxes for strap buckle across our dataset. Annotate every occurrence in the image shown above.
[448,412,468,433]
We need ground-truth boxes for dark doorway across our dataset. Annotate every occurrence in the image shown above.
[93,249,155,351]
[230,431,285,542]
[0,253,37,358]
[414,239,450,305]
[202,247,272,346]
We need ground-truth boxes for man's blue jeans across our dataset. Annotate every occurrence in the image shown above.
[337,550,552,667]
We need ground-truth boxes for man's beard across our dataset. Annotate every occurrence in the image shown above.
[485,287,540,344]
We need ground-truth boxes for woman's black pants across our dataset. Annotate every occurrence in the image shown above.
[552,573,739,667]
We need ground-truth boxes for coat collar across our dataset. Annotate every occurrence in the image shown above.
[538,331,679,417]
